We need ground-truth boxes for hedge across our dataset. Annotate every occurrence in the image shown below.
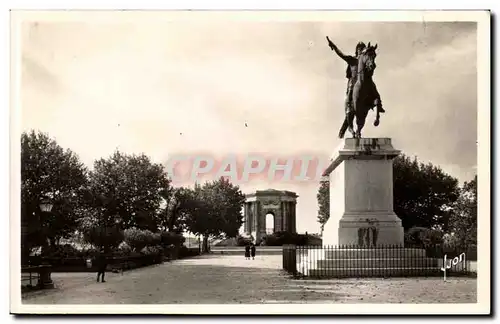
[27,242,200,272]
[261,232,313,246]
[27,254,163,272]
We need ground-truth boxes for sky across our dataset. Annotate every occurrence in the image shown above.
[19,16,478,233]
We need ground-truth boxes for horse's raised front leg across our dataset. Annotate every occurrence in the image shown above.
[372,86,384,126]
[374,109,380,127]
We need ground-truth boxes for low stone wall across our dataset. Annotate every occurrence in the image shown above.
[286,246,477,278]
[211,246,283,255]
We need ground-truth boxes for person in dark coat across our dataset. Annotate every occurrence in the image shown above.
[96,248,108,283]
[250,243,256,260]
[244,244,250,260]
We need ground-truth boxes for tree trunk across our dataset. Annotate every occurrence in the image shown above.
[40,239,49,257]
[168,204,180,232]
[202,235,209,253]
[21,245,31,266]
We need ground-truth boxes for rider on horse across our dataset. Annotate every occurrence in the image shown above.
[327,38,385,118]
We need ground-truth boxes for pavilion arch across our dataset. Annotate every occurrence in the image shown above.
[265,211,275,234]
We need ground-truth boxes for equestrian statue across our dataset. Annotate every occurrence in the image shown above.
[326,37,385,139]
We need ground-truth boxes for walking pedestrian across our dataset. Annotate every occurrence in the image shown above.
[250,243,256,260]
[244,244,250,260]
[96,248,108,283]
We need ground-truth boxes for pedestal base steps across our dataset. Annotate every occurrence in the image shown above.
[295,247,441,278]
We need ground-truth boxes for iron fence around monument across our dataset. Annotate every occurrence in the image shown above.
[282,244,477,279]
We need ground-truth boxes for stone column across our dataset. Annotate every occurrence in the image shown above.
[258,201,266,240]
[291,201,297,233]
[252,201,260,233]
[275,201,284,232]
[254,201,260,242]
[274,201,280,232]
[283,202,288,232]
[259,202,266,237]
[244,203,249,233]
[250,202,254,234]
[273,210,279,233]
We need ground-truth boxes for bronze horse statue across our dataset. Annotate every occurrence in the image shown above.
[338,43,382,139]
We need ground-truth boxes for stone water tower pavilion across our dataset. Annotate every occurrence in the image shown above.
[243,189,298,243]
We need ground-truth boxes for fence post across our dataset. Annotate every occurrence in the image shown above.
[282,245,286,270]
[290,245,297,275]
[282,244,297,275]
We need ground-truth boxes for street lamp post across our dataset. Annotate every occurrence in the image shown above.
[39,198,54,214]
[39,197,53,255]
[112,216,121,251]
[38,196,54,289]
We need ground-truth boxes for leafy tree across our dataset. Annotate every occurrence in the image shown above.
[393,154,459,231]
[184,178,246,252]
[87,151,170,231]
[448,175,477,246]
[316,153,460,232]
[21,130,88,259]
[157,187,192,233]
[316,179,330,232]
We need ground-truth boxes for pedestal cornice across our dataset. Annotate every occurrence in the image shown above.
[323,138,401,177]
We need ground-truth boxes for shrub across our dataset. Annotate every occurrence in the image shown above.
[82,225,124,250]
[160,231,186,247]
[405,227,443,247]
[141,245,164,256]
[45,244,82,258]
[115,241,133,256]
[214,237,237,246]
[307,235,322,246]
[124,228,157,252]
[236,234,254,246]
[80,247,100,258]
[261,232,309,246]
[405,227,426,245]
[151,233,162,246]
[421,228,444,246]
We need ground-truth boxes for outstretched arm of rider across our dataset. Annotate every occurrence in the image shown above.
[326,36,350,62]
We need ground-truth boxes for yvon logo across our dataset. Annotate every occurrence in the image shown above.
[440,252,466,281]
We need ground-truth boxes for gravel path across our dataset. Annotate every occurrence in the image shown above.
[22,255,477,304]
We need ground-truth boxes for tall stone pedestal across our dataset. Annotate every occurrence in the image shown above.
[294,138,437,278]
[322,138,404,247]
